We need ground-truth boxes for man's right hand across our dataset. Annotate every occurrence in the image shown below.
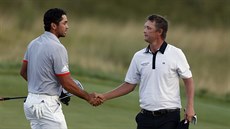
[88,93,104,106]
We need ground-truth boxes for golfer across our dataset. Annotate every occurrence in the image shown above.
[20,8,99,129]
[96,14,195,129]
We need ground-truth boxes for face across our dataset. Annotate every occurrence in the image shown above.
[54,15,69,38]
[143,20,159,43]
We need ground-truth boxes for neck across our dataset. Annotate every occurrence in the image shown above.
[149,39,164,53]
[50,30,59,38]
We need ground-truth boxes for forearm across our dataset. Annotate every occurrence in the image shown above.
[184,78,195,109]
[103,82,136,100]
[58,75,90,101]
[64,82,90,101]
[183,77,196,121]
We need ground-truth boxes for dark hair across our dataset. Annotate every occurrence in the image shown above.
[43,8,67,31]
[147,14,168,40]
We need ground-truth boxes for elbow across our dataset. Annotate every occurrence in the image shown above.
[126,82,136,91]
[130,86,135,92]
[20,71,24,77]
[20,71,25,77]
[20,71,27,81]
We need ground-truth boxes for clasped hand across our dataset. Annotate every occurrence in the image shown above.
[88,93,105,106]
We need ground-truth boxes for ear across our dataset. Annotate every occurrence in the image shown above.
[157,28,163,36]
[51,23,57,30]
[158,29,163,35]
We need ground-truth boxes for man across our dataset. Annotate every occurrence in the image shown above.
[96,14,195,129]
[20,8,99,129]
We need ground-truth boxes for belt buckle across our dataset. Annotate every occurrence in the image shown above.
[152,110,161,116]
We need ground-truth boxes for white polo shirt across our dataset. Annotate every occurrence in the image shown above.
[125,42,192,111]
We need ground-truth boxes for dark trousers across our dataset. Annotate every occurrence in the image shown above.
[135,109,180,129]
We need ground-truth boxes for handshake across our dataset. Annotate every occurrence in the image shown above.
[59,79,110,106]
[87,93,105,106]
[59,91,105,106]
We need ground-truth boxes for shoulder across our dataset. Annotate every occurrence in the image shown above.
[166,44,184,55]
[134,48,146,57]
[166,44,187,62]
[26,35,42,50]
[130,48,148,64]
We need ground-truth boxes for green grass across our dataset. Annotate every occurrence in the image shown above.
[1,74,230,129]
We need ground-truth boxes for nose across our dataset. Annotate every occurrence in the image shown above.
[143,27,147,33]
[144,29,147,34]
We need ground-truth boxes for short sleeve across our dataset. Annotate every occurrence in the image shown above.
[52,46,70,76]
[125,54,140,84]
[176,49,192,79]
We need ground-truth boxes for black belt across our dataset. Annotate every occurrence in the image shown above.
[141,108,180,116]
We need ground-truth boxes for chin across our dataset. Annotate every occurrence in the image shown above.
[144,39,149,42]
[59,34,66,38]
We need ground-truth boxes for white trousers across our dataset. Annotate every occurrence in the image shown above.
[24,93,67,129]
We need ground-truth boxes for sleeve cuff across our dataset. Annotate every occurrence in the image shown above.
[55,72,70,76]
[22,60,28,63]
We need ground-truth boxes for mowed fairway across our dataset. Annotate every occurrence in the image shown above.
[0,74,230,129]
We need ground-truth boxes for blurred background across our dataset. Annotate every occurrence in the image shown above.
[0,0,229,129]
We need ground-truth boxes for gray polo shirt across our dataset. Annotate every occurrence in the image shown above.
[23,31,70,96]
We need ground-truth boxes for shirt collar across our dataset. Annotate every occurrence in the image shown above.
[44,31,61,44]
[145,41,168,54]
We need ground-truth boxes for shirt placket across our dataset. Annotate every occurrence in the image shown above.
[152,51,159,69]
